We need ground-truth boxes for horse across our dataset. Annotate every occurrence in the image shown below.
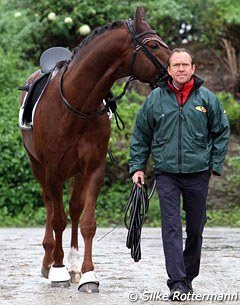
[19,7,170,292]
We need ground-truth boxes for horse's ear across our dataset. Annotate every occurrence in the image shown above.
[134,7,145,33]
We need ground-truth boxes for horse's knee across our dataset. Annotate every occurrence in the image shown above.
[51,211,68,232]
[80,217,96,239]
[69,202,83,223]
[42,240,54,252]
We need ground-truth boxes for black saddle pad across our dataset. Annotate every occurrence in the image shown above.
[22,72,51,124]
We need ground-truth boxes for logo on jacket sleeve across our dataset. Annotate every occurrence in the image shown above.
[195,106,207,113]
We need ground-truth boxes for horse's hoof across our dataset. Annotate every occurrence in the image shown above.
[69,271,81,283]
[78,271,99,293]
[78,282,99,293]
[41,266,50,279]
[48,265,71,288]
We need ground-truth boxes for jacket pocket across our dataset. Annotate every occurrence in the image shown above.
[152,137,168,146]
[195,136,207,148]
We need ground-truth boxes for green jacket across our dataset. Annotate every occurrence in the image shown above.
[129,75,230,176]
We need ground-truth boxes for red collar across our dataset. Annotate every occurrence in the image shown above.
[168,78,195,105]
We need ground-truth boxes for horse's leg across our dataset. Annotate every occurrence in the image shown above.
[45,173,70,287]
[41,188,54,278]
[26,154,55,279]
[68,176,84,283]
[78,167,105,293]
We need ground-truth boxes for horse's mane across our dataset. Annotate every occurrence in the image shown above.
[55,20,124,69]
[72,20,124,58]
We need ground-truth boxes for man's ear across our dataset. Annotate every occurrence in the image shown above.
[167,66,171,76]
[192,64,196,74]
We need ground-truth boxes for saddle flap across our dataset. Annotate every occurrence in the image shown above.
[22,72,52,125]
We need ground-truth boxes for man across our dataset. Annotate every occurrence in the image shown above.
[129,48,230,301]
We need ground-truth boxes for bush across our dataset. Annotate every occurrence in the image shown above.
[0,49,41,218]
[226,148,240,206]
[1,0,240,227]
[217,91,240,131]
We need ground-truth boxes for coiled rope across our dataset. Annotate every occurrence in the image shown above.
[124,179,153,262]
[97,180,155,244]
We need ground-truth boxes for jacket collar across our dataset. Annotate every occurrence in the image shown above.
[158,74,204,91]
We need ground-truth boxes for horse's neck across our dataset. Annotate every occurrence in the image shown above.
[63,29,130,111]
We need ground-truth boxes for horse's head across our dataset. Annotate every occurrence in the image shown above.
[127,7,170,86]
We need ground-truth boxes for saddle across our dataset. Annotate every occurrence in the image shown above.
[18,47,72,129]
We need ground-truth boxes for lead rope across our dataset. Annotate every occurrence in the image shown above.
[97,179,155,246]
[124,178,149,262]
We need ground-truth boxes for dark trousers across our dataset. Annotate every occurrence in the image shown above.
[155,170,210,289]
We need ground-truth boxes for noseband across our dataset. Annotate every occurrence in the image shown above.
[59,19,169,119]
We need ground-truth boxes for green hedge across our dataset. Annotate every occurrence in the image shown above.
[1,0,240,227]
[0,47,240,226]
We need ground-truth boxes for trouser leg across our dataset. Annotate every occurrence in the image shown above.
[155,173,186,289]
[182,171,209,283]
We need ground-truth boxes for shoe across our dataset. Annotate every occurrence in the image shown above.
[169,282,188,301]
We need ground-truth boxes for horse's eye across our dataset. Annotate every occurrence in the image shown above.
[149,43,159,50]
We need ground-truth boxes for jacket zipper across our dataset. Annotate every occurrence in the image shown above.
[177,89,195,173]
[178,92,183,173]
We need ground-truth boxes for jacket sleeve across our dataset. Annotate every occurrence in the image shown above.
[128,97,154,175]
[207,93,230,176]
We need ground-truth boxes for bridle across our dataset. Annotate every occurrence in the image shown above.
[126,18,168,82]
[59,18,169,119]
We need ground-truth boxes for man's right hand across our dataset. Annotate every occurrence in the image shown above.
[132,171,145,187]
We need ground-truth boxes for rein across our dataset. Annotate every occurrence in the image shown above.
[59,19,168,120]
[97,179,156,251]
[59,65,133,129]
[59,65,108,119]
[124,178,150,262]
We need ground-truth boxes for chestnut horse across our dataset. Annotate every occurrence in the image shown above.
[19,7,170,291]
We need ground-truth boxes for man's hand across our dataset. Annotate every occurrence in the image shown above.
[132,171,145,187]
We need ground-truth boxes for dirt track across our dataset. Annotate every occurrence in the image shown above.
[0,227,239,304]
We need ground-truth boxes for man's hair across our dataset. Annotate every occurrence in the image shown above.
[167,48,194,67]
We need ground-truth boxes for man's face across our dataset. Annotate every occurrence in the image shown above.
[167,52,195,87]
